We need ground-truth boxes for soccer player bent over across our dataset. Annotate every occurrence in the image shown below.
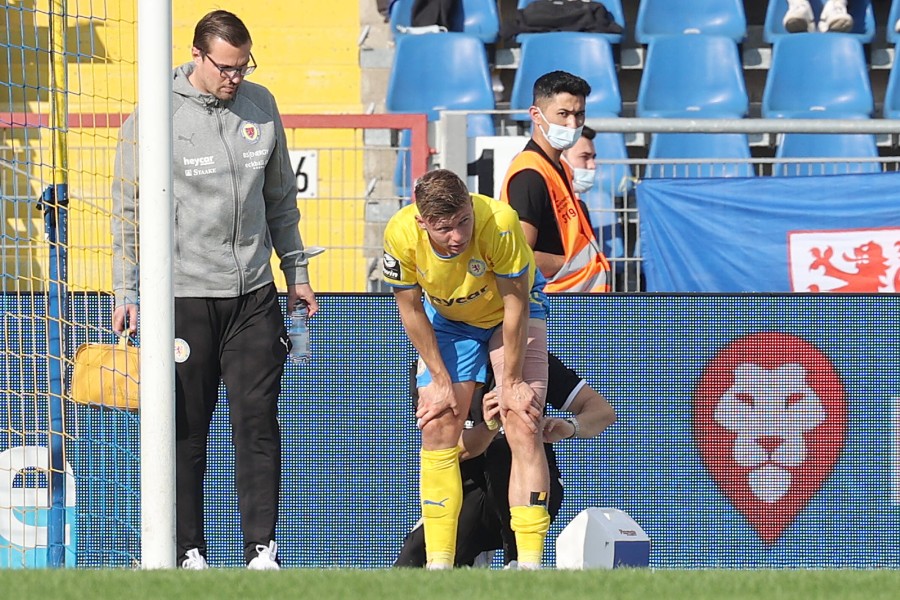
[383,169,550,570]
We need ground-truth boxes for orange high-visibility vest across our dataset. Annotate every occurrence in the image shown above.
[501,150,610,293]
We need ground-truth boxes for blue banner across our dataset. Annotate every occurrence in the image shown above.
[637,172,900,292]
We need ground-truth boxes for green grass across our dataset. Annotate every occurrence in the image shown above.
[2,568,900,600]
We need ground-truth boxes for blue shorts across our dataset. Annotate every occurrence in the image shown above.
[415,277,549,388]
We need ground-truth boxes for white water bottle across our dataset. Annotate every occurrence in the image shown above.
[288,303,311,364]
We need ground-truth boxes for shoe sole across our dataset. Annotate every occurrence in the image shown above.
[825,16,853,32]
[784,17,812,33]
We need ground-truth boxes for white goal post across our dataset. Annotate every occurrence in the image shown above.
[138,0,175,570]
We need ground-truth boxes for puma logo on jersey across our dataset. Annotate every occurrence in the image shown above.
[422,497,449,508]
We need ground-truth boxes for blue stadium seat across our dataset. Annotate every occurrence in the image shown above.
[386,32,494,127]
[394,129,414,200]
[763,0,874,44]
[883,52,900,118]
[773,133,881,176]
[509,32,621,121]
[387,33,495,197]
[389,0,500,44]
[636,35,748,118]
[761,33,873,119]
[516,0,625,45]
[645,133,755,178]
[580,183,625,267]
[592,131,633,198]
[581,133,630,266]
[888,0,900,45]
[635,0,747,43]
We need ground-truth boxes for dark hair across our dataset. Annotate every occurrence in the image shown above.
[532,70,591,106]
[581,125,596,141]
[414,169,472,221]
[192,10,252,54]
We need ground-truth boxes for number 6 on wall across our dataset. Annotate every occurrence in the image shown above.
[289,150,319,199]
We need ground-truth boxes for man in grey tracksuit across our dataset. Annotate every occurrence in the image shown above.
[111,10,317,570]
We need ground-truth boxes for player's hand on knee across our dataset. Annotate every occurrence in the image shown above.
[504,381,542,433]
[415,381,458,428]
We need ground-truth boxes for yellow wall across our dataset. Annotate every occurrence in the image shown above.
[0,0,367,293]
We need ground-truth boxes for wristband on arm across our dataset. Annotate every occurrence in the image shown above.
[564,416,580,439]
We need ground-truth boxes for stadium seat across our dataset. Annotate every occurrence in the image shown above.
[888,0,900,45]
[763,0,874,44]
[509,32,621,121]
[773,133,881,176]
[645,133,755,178]
[393,108,497,199]
[636,35,748,119]
[387,33,495,197]
[580,164,627,265]
[386,33,494,122]
[389,0,500,44]
[592,131,633,199]
[394,130,414,200]
[883,54,900,118]
[761,33,873,119]
[515,0,626,45]
[635,0,747,43]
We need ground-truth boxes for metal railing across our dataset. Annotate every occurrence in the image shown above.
[436,112,900,291]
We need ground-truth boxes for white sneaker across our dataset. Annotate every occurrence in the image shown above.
[247,541,280,570]
[472,550,495,568]
[819,0,853,33]
[503,560,518,570]
[783,0,814,33]
[181,548,209,570]
[395,25,448,35]
[517,561,541,570]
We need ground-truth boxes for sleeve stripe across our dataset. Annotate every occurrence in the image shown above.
[384,282,418,289]
[494,265,529,279]
[559,379,588,412]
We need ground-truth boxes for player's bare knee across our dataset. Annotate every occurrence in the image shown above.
[504,426,544,459]
[420,414,465,449]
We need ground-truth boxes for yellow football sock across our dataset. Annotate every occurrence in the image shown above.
[510,503,551,567]
[420,446,462,568]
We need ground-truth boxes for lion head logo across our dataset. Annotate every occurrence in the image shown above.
[694,332,846,544]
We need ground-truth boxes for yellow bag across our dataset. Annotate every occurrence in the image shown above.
[71,335,140,411]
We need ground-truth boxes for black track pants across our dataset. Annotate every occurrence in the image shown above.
[173,284,288,565]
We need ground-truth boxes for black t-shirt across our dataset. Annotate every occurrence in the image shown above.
[506,140,580,256]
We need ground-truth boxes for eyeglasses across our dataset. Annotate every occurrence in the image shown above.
[203,52,257,79]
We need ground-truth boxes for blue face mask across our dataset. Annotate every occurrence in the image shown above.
[536,108,583,151]
[562,156,595,194]
[571,166,596,194]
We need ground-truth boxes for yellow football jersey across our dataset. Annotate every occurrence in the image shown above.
[382,194,538,329]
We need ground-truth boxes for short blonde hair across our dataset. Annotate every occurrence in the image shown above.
[414,169,472,222]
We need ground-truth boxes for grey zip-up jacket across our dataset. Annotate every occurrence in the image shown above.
[112,62,310,306]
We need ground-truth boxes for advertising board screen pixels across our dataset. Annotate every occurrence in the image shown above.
[2,294,899,568]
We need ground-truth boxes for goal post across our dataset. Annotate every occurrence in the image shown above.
[137,0,175,571]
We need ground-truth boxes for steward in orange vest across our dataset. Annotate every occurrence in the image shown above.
[500,70,610,293]
[501,148,610,293]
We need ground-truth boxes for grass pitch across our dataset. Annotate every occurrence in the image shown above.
[2,568,899,599]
